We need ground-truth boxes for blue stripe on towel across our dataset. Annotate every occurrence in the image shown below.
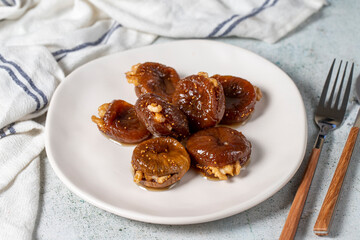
[52,23,122,61]
[208,14,239,38]
[0,123,16,139]
[0,65,41,111]
[219,0,278,37]
[0,128,5,138]
[1,0,12,6]
[0,54,48,109]
[8,123,16,134]
[208,0,278,38]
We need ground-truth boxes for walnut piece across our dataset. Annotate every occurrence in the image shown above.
[208,161,241,180]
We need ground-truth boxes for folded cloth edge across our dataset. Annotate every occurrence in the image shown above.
[263,0,327,43]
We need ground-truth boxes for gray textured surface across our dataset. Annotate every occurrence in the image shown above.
[35,1,360,239]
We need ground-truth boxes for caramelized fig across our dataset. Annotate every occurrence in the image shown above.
[186,127,251,180]
[172,72,225,131]
[212,74,262,125]
[131,137,191,189]
[126,62,180,102]
[91,100,151,144]
[135,93,189,139]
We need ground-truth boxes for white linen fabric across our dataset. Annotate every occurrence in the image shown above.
[0,0,325,239]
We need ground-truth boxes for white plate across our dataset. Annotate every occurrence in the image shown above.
[45,40,307,225]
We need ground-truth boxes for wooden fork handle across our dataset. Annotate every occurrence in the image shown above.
[314,126,359,236]
[280,148,321,240]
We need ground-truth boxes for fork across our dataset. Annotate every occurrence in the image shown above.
[313,72,359,236]
[279,59,354,240]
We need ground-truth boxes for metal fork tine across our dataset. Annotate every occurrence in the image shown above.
[340,62,354,111]
[334,61,348,109]
[319,59,336,107]
[327,60,343,106]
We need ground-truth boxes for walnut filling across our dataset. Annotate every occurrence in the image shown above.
[91,116,104,128]
[134,170,143,183]
[198,72,218,87]
[98,103,110,118]
[254,86,262,101]
[133,170,172,184]
[203,161,241,180]
[198,72,209,78]
[147,103,162,112]
[147,103,165,123]
[91,103,110,129]
[125,63,141,86]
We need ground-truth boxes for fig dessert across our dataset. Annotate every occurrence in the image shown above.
[131,137,191,189]
[186,126,251,180]
[126,62,180,102]
[91,100,151,144]
[212,74,262,125]
[135,93,190,139]
[172,72,225,131]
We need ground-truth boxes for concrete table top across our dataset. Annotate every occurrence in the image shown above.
[35,1,360,239]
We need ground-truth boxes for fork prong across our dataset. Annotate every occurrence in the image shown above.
[339,62,354,111]
[334,61,348,108]
[327,60,343,106]
[319,59,336,107]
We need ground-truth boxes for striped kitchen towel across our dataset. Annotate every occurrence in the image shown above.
[0,0,325,239]
[0,46,63,239]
